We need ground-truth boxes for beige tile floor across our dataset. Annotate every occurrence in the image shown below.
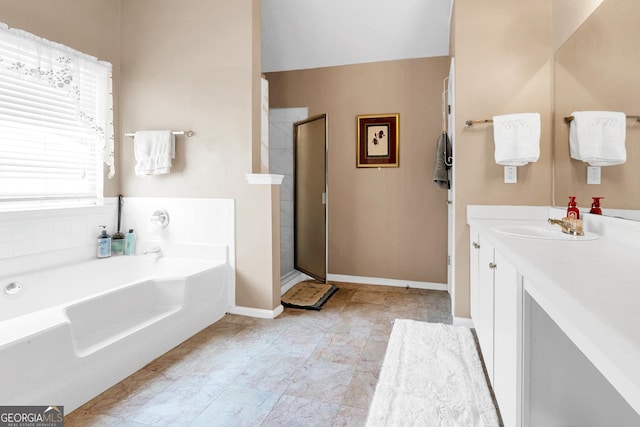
[65,282,453,427]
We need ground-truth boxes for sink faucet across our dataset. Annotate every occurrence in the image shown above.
[143,246,162,255]
[548,218,584,236]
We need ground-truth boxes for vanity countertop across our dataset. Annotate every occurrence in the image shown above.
[468,206,640,415]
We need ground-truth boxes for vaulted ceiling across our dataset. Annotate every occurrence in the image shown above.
[261,0,454,73]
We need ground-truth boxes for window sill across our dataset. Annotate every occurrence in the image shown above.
[0,200,116,222]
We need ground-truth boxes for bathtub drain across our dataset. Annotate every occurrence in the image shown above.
[4,282,22,295]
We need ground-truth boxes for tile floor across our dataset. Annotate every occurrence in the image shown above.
[65,282,453,427]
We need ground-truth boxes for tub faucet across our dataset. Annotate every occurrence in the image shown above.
[143,247,162,255]
[548,218,584,236]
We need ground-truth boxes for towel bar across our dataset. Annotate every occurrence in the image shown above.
[124,130,194,138]
[564,115,640,123]
[465,119,493,127]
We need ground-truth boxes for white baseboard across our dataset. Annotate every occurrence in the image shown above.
[280,270,313,295]
[327,274,448,291]
[228,304,284,319]
[453,316,474,328]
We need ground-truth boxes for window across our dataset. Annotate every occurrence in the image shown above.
[0,22,114,210]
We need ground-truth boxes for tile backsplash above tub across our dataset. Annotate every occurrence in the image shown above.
[0,197,235,276]
[120,197,234,248]
[0,203,118,260]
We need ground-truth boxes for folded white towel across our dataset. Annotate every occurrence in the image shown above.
[569,111,626,166]
[493,113,540,166]
[134,130,176,176]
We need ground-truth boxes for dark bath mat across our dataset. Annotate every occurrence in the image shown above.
[281,280,339,311]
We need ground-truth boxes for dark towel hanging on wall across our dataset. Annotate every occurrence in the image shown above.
[432,131,452,189]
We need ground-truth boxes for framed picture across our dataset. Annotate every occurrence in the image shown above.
[356,113,399,168]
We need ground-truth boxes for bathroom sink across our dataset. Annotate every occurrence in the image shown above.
[491,224,600,241]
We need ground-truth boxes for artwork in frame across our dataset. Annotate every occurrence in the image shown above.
[356,113,399,168]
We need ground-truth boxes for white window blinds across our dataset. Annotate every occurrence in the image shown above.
[0,22,114,209]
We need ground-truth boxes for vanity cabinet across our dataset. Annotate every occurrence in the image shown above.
[470,228,523,427]
[468,206,640,426]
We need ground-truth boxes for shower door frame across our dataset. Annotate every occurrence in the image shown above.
[293,114,328,283]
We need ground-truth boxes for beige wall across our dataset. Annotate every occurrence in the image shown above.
[119,0,254,198]
[452,0,554,317]
[552,0,605,51]
[120,0,278,311]
[235,183,281,310]
[267,57,450,284]
[554,0,640,210]
[1,0,280,312]
[0,0,122,197]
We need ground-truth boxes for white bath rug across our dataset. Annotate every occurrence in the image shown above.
[366,319,500,427]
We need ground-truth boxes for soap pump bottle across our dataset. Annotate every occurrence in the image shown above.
[97,226,112,258]
[567,196,580,219]
[590,197,604,215]
[124,229,136,256]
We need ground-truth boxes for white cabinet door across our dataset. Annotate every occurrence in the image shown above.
[476,240,495,384]
[493,251,522,427]
[469,230,524,425]
[469,229,480,320]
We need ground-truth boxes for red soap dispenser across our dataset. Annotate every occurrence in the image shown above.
[590,197,604,215]
[567,196,580,219]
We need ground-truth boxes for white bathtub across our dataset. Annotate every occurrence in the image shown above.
[0,254,229,412]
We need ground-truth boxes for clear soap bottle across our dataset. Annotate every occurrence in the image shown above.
[124,229,136,255]
[97,226,112,258]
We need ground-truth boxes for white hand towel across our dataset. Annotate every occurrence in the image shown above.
[134,130,176,176]
[493,113,541,166]
[569,111,626,166]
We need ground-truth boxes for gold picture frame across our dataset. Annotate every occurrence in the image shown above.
[356,113,399,168]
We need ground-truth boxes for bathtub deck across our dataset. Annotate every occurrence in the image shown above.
[65,283,454,427]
